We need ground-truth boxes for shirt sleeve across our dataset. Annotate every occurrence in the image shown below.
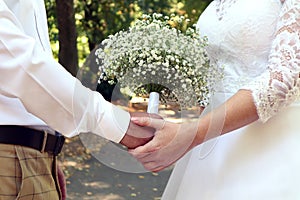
[242,0,300,122]
[0,1,130,142]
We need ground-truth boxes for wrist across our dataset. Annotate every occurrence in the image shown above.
[191,120,206,148]
[181,121,204,152]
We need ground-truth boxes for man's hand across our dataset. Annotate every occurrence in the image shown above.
[120,112,162,149]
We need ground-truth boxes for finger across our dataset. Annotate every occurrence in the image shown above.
[128,149,151,159]
[134,151,160,163]
[130,112,163,120]
[128,141,159,158]
[131,117,166,130]
[151,166,166,172]
[130,116,152,127]
[142,162,165,172]
[148,113,163,120]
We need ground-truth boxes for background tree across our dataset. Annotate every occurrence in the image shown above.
[183,0,212,22]
[55,0,78,76]
[76,0,139,53]
[137,0,172,15]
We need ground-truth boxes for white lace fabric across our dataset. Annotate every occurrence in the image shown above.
[242,0,300,122]
[201,0,300,123]
[215,0,237,20]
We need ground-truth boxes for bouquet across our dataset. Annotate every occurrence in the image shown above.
[95,13,222,113]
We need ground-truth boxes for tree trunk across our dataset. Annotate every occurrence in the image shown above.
[55,0,78,76]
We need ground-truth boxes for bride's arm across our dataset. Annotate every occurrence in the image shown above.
[203,0,300,135]
[242,0,300,123]
[129,0,300,172]
[130,90,257,172]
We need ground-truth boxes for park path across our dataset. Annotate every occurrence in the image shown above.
[60,100,200,200]
[60,136,172,200]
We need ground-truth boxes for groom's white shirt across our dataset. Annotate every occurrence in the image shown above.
[0,0,130,142]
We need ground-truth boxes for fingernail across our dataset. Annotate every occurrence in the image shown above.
[131,117,139,122]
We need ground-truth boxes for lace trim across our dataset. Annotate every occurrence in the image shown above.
[215,0,237,20]
[243,0,300,122]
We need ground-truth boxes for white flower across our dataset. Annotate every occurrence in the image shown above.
[138,60,144,66]
[95,13,222,107]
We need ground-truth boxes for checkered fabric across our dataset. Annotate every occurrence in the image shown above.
[0,144,61,200]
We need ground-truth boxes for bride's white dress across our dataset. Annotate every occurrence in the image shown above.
[162,0,300,199]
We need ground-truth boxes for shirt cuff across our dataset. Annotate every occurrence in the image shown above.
[94,101,130,143]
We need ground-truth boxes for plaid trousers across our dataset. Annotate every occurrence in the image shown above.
[0,144,62,200]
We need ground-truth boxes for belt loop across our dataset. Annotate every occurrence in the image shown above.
[41,130,48,153]
[53,132,65,156]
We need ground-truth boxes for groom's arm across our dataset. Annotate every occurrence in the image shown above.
[0,2,160,149]
[0,3,152,146]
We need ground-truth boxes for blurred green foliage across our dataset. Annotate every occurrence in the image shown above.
[45,0,212,93]
[46,0,212,64]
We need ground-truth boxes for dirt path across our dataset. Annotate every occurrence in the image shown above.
[59,137,172,200]
[59,102,200,199]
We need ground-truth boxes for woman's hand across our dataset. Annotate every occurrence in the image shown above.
[129,117,200,172]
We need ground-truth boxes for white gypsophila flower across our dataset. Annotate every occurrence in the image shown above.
[95,13,222,107]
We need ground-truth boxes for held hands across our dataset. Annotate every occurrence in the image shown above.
[129,117,200,172]
[119,112,162,149]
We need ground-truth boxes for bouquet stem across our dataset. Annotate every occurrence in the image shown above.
[147,92,160,114]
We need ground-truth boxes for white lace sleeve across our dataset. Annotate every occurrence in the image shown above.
[243,0,300,123]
